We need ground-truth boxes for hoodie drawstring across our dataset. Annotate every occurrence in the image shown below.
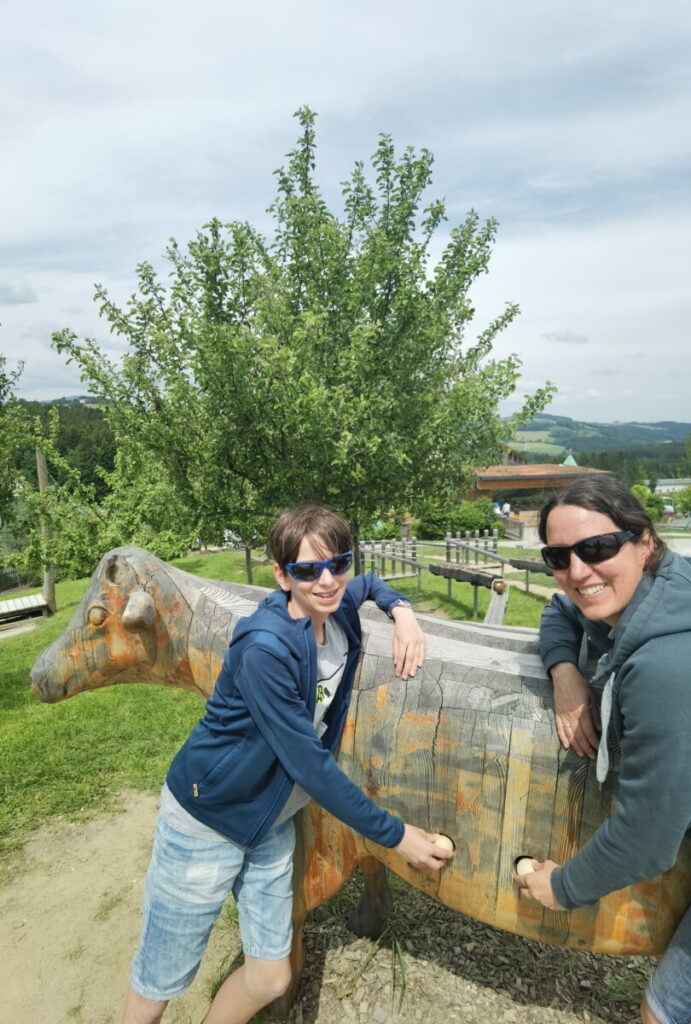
[596,671,616,783]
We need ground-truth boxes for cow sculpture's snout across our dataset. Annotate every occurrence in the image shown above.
[30,649,64,703]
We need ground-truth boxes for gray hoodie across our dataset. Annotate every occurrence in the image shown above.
[539,549,691,910]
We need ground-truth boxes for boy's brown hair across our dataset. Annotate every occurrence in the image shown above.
[268,505,352,567]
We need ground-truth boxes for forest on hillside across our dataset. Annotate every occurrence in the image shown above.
[13,401,691,494]
[15,399,115,499]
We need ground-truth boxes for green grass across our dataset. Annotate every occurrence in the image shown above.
[0,548,549,873]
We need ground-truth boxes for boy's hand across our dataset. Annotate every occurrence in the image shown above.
[395,824,454,870]
[391,605,426,679]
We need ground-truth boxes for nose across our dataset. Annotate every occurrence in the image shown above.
[565,551,592,580]
[316,565,335,584]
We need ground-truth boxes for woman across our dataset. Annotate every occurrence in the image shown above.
[516,475,691,1024]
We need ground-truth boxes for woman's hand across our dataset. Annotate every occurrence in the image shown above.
[514,859,565,910]
[391,604,426,679]
[550,662,601,758]
[395,824,454,870]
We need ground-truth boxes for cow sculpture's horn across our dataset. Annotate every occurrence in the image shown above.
[121,591,156,631]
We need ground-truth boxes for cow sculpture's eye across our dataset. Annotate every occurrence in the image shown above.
[88,606,108,627]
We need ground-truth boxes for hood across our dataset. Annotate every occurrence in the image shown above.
[596,549,691,680]
[229,589,309,660]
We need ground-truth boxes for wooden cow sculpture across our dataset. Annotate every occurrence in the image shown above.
[31,547,691,1006]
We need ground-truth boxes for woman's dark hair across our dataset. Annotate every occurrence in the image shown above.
[538,475,666,574]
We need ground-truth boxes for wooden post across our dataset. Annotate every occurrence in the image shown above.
[35,449,56,614]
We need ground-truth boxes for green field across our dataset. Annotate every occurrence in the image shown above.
[0,549,549,875]
[510,441,567,457]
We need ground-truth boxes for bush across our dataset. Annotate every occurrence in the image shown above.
[675,486,691,516]
[416,497,499,540]
[630,485,664,522]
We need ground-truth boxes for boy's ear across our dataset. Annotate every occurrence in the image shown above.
[273,563,291,592]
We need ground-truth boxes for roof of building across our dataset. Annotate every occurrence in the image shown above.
[475,464,610,483]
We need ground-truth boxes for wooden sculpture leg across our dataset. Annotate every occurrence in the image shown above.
[347,855,393,939]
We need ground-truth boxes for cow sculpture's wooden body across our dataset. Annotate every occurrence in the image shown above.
[31,547,691,1005]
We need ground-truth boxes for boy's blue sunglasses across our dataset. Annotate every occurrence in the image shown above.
[283,551,353,582]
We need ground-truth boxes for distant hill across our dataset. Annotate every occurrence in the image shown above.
[511,415,691,458]
[43,394,100,407]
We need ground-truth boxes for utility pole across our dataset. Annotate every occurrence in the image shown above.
[35,448,57,614]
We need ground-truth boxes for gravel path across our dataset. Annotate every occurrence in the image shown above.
[0,793,649,1023]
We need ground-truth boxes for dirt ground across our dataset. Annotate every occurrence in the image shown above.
[0,793,650,1024]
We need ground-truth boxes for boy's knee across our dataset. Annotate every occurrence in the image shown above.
[244,957,292,1002]
[640,998,661,1024]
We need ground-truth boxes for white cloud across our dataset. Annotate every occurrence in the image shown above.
[542,330,589,345]
[1,0,690,423]
[0,282,38,305]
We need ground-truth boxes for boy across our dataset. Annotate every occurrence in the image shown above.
[123,504,452,1024]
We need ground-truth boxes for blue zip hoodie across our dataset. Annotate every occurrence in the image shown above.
[166,572,408,849]
[539,549,691,909]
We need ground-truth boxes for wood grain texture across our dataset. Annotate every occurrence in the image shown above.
[30,546,691,993]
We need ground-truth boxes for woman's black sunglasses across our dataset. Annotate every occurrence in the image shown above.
[283,551,353,582]
[541,531,637,572]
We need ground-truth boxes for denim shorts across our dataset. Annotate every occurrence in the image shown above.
[130,817,296,1001]
[646,900,691,1024]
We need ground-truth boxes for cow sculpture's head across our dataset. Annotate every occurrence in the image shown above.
[31,547,199,702]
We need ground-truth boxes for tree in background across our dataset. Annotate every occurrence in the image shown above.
[0,357,27,531]
[8,410,106,583]
[54,108,553,576]
[675,486,691,515]
[630,484,664,522]
[415,496,499,540]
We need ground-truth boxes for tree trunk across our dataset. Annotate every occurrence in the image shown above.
[35,449,57,613]
[352,525,361,575]
[244,543,254,585]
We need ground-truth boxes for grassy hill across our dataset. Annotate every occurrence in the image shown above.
[512,415,691,458]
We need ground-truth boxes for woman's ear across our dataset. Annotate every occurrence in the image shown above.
[639,529,655,566]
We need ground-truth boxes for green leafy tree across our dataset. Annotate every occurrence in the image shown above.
[54,108,554,577]
[0,357,27,529]
[8,410,107,582]
[630,484,664,523]
[415,496,499,540]
[675,486,691,515]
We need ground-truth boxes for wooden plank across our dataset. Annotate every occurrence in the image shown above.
[0,593,49,622]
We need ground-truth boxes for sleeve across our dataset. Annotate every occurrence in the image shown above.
[551,636,691,909]
[345,571,411,615]
[234,643,405,848]
[538,593,585,674]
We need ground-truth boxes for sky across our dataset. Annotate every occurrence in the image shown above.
[2,0,690,424]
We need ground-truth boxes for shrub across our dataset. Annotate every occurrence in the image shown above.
[416,497,499,540]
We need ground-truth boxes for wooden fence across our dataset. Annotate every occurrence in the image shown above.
[358,532,553,624]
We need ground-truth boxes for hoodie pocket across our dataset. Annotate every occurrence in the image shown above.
[195,736,249,799]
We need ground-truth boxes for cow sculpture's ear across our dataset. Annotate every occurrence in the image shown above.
[105,554,131,586]
[122,591,156,631]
